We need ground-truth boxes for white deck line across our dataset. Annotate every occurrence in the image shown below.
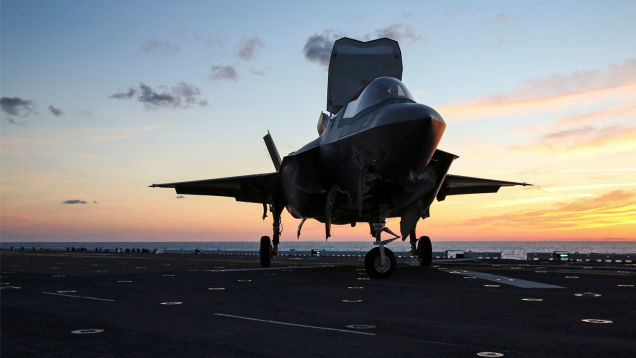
[42,292,115,301]
[214,313,375,336]
[442,270,564,289]
[202,265,334,273]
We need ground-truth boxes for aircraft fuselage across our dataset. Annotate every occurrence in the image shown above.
[280,99,446,225]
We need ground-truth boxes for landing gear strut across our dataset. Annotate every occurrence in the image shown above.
[364,221,398,278]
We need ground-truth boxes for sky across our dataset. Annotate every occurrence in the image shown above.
[1,0,635,242]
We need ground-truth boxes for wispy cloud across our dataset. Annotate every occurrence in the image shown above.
[109,82,208,109]
[373,24,423,43]
[195,34,224,49]
[303,25,424,68]
[140,39,180,53]
[550,102,636,129]
[541,126,593,140]
[440,83,636,122]
[48,105,64,116]
[75,109,93,116]
[440,58,636,121]
[514,101,636,135]
[484,13,508,24]
[138,83,176,107]
[209,65,238,81]
[303,30,342,67]
[1,97,35,123]
[509,125,636,158]
[62,199,87,205]
[513,58,636,100]
[109,89,135,99]
[85,124,170,143]
[250,67,271,76]
[237,36,264,60]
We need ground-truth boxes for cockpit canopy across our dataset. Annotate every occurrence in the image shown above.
[343,77,415,118]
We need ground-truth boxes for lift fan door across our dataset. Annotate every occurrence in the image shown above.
[327,37,402,114]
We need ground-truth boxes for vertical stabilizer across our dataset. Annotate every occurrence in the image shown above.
[263,131,281,172]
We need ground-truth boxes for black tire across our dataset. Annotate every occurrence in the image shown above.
[417,236,432,266]
[259,236,271,267]
[364,247,396,278]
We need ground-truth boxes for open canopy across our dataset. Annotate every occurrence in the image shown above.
[327,37,402,114]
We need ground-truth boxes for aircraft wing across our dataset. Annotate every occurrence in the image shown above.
[149,172,280,204]
[436,174,530,201]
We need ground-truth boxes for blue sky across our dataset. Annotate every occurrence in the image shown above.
[2,0,635,241]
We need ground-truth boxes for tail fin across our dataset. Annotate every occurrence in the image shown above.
[263,131,281,171]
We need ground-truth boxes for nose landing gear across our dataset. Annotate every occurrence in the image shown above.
[364,221,398,278]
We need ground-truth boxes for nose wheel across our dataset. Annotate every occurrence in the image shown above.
[364,247,396,278]
[364,221,398,278]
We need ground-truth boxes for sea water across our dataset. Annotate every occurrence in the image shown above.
[1,241,635,259]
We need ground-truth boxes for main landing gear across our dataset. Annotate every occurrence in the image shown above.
[409,232,433,267]
[259,236,272,267]
[364,221,399,278]
[416,236,433,267]
[259,204,282,268]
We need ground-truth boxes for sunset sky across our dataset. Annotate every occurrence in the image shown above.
[1,0,635,242]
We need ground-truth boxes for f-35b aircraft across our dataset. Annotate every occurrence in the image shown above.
[151,37,529,278]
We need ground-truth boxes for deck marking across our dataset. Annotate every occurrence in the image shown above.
[345,324,375,329]
[214,313,376,336]
[42,291,115,302]
[574,292,601,297]
[443,269,564,288]
[202,265,333,273]
[71,328,104,334]
[581,318,612,324]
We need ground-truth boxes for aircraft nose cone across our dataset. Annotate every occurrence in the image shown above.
[371,103,446,176]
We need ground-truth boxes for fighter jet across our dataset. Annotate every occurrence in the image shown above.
[150,37,529,278]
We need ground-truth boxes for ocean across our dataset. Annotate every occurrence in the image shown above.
[1,241,635,260]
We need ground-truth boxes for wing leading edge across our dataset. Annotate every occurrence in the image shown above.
[437,174,530,201]
[150,172,280,204]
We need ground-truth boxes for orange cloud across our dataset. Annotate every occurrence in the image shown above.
[457,190,636,236]
[508,125,636,158]
[549,102,636,129]
[439,83,636,122]
[438,58,636,122]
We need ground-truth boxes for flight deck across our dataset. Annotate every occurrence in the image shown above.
[2,251,634,357]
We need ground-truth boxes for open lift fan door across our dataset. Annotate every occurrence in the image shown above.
[327,37,402,114]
